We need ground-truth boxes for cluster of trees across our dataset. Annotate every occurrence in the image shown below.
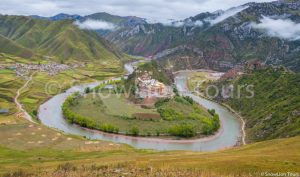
[157,108,184,121]
[130,127,139,136]
[155,96,196,121]
[202,109,221,135]
[174,96,194,105]
[62,93,119,134]
[168,124,197,138]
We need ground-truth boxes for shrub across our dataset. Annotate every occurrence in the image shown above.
[208,109,216,116]
[130,127,139,136]
[174,96,190,105]
[156,129,160,136]
[85,87,91,94]
[202,114,220,135]
[32,110,38,116]
[168,124,197,137]
[183,96,194,105]
[157,108,184,121]
[154,98,170,108]
[173,87,179,96]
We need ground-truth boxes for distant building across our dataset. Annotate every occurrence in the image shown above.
[136,73,172,98]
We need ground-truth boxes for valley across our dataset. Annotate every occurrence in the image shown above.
[0,0,300,176]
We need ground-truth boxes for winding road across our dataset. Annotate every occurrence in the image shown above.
[14,73,36,123]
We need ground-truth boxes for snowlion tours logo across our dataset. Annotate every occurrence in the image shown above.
[194,82,255,100]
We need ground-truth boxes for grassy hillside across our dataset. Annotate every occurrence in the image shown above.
[0,124,299,176]
[213,67,300,142]
[0,34,33,58]
[0,15,122,63]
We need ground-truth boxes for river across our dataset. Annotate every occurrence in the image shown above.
[38,62,242,151]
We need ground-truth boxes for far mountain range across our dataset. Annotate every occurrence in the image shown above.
[2,0,300,71]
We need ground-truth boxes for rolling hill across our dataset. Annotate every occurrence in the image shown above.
[0,15,122,62]
[0,34,33,58]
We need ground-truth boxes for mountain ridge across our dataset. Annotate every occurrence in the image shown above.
[0,14,123,62]
[34,0,300,72]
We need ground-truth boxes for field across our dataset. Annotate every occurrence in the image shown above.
[0,68,24,122]
[67,93,215,136]
[0,123,299,176]
[102,94,157,117]
[0,53,123,121]
[187,71,223,92]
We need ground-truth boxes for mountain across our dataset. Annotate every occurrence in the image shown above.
[212,67,300,142]
[26,1,300,71]
[0,34,33,58]
[92,1,300,72]
[31,13,82,21]
[0,15,122,62]
[33,12,146,27]
[84,12,146,27]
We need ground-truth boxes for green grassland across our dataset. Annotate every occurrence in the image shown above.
[0,124,299,176]
[0,71,23,121]
[102,94,157,117]
[187,71,221,92]
[64,93,217,137]
[0,15,123,63]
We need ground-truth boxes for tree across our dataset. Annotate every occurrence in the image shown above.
[168,124,197,137]
[173,87,179,96]
[85,87,91,94]
[130,127,139,136]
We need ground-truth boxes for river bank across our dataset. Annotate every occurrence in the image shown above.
[176,70,246,145]
[37,62,242,151]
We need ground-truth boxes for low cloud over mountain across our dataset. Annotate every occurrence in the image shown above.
[74,19,116,30]
[252,16,300,41]
[206,6,248,25]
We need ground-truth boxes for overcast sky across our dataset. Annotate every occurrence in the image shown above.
[0,0,274,22]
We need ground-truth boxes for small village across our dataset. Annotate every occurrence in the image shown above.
[135,71,173,99]
[4,62,85,77]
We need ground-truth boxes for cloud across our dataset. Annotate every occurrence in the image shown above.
[206,6,248,25]
[74,19,116,30]
[194,20,204,27]
[0,0,273,23]
[155,19,204,28]
[252,16,300,41]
